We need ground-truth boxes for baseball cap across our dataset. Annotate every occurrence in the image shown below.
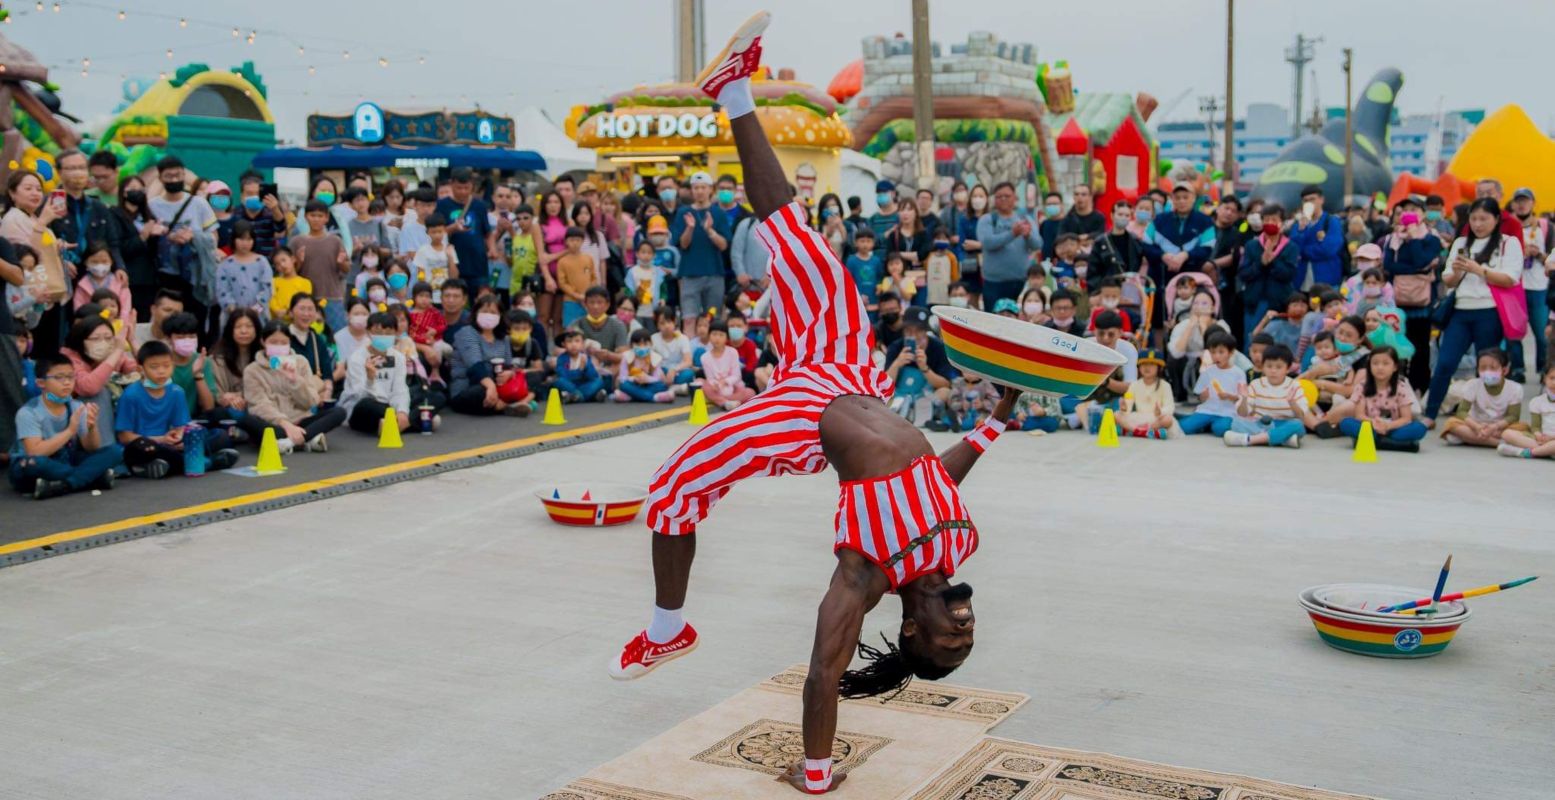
[688,171,713,187]
[1171,180,1195,194]
[577,180,599,194]
[646,215,669,234]
[875,179,896,194]
[902,306,931,329]
[992,298,1020,315]
[1137,348,1166,368]
[1355,243,1383,262]
[1512,187,1535,202]
[205,180,231,195]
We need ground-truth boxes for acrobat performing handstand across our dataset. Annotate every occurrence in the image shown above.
[607,12,1019,794]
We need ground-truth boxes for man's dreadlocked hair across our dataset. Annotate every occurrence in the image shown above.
[836,632,958,700]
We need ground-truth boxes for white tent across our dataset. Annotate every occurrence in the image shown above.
[513,106,595,177]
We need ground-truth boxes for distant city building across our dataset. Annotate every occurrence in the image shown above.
[1155,103,1483,185]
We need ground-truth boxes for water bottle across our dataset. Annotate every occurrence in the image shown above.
[183,422,207,477]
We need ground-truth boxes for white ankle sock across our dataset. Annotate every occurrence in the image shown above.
[717,77,755,119]
[647,605,684,644]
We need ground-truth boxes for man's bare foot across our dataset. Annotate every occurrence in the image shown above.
[777,761,847,794]
[694,11,770,98]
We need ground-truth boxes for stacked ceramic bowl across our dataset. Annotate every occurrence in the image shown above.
[1298,583,1472,658]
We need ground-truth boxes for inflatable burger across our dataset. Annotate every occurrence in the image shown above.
[571,77,851,151]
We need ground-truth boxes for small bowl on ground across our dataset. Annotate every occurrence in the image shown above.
[932,306,1126,398]
[536,483,649,527]
[1299,584,1471,658]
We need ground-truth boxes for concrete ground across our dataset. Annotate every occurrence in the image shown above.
[0,423,1550,800]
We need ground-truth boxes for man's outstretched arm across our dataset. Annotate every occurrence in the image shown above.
[938,385,1020,485]
[789,558,880,793]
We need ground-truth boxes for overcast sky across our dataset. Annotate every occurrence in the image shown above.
[20,0,1555,146]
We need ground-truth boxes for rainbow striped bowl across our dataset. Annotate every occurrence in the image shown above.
[1299,584,1471,658]
[535,483,648,528]
[932,307,1127,398]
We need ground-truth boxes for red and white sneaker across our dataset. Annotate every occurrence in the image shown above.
[608,624,699,680]
[694,11,770,99]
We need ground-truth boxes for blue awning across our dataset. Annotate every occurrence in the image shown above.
[251,144,546,171]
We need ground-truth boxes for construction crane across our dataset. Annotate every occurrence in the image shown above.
[1154,87,1195,126]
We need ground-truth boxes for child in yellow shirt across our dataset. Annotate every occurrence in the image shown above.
[1117,348,1180,439]
[269,246,313,323]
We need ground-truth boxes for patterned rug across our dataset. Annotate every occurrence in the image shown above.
[541,665,1027,800]
[543,670,1380,800]
[905,738,1382,800]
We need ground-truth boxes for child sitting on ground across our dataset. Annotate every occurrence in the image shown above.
[1500,364,1555,459]
[1224,344,1315,448]
[9,354,122,499]
[1117,348,1179,439]
[1309,316,1371,424]
[554,330,606,403]
[1296,290,1344,367]
[1341,346,1426,452]
[1251,292,1307,354]
[613,329,675,404]
[406,281,447,373]
[339,311,415,437]
[699,320,755,411]
[651,307,696,392]
[1011,391,1063,434]
[1180,330,1245,437]
[944,372,998,431]
[115,340,239,478]
[1440,349,1523,447]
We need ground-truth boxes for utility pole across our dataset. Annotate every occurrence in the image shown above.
[1199,96,1221,171]
[1223,0,1236,191]
[910,0,936,191]
[673,0,703,83]
[1341,47,1354,206]
[1284,33,1320,139]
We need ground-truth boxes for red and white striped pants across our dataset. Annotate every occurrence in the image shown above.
[645,201,894,535]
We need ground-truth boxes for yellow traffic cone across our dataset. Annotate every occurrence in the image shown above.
[378,406,403,449]
[255,427,286,474]
[1353,420,1378,463]
[541,388,567,426]
[688,388,710,425]
[1096,407,1120,448]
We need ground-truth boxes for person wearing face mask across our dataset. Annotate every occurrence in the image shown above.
[242,320,346,453]
[868,180,900,241]
[715,174,750,232]
[1018,288,1049,325]
[71,242,135,330]
[60,314,140,437]
[117,339,239,478]
[954,184,986,304]
[206,180,236,249]
[334,298,374,370]
[49,149,121,273]
[1380,210,1442,392]
[1236,204,1299,351]
[1439,349,1524,448]
[873,291,906,350]
[654,175,681,216]
[234,171,286,258]
[1424,194,1456,245]
[158,311,219,421]
[613,328,676,404]
[148,156,220,334]
[1094,200,1146,284]
[1042,290,1087,337]
[10,352,123,499]
[340,311,415,436]
[940,182,971,250]
[107,178,166,318]
[1036,191,1065,262]
[448,296,529,416]
[1507,187,1552,380]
